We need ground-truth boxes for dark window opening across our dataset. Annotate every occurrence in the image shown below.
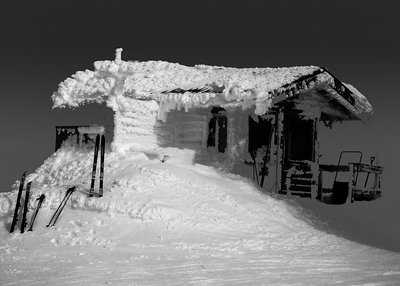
[55,126,80,151]
[207,117,217,147]
[207,107,227,153]
[283,111,315,162]
[248,116,273,153]
[55,126,104,151]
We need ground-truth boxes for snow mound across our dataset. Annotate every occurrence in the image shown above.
[1,143,327,240]
[1,142,400,252]
[2,144,400,284]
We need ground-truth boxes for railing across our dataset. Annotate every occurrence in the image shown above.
[319,162,383,204]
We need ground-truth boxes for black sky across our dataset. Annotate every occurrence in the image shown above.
[0,0,399,190]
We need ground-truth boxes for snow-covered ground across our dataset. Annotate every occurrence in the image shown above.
[1,143,400,285]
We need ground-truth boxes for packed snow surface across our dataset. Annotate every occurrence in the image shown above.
[1,143,399,285]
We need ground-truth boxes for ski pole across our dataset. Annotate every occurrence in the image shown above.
[49,187,76,227]
[28,194,45,232]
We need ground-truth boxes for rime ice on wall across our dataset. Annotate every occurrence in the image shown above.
[111,97,163,152]
[161,110,208,149]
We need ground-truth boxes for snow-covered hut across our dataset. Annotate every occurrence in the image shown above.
[52,49,382,203]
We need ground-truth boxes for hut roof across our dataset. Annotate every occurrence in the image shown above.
[52,49,372,120]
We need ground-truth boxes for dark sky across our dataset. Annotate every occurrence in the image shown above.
[0,0,399,190]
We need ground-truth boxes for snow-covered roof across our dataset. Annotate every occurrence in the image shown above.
[52,49,373,120]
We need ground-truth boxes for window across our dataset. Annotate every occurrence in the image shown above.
[283,111,315,162]
[248,116,273,154]
[207,107,227,153]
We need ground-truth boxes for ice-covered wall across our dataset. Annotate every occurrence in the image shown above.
[157,106,260,173]
[108,94,278,185]
[161,109,208,150]
[108,97,212,153]
[109,97,170,152]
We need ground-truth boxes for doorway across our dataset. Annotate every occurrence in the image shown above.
[283,111,315,162]
[281,109,318,197]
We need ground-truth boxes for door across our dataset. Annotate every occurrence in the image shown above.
[281,110,318,198]
[283,111,315,162]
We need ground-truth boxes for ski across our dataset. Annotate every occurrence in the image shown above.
[10,171,27,233]
[46,187,76,227]
[28,194,45,232]
[250,151,259,185]
[260,125,275,188]
[99,134,105,197]
[89,134,101,197]
[20,181,32,233]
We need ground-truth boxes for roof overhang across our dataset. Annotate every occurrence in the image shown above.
[157,67,372,122]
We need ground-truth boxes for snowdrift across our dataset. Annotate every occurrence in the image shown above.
[1,142,322,239]
[1,143,400,285]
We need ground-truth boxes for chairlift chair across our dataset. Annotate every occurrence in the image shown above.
[331,151,363,204]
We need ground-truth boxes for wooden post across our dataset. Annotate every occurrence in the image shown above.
[275,110,284,194]
[348,163,355,204]
[311,119,319,200]
[318,169,323,202]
